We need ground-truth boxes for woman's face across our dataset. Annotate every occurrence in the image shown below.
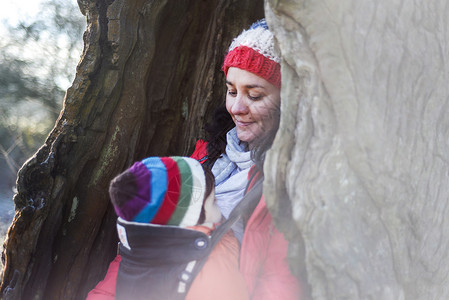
[225,67,281,146]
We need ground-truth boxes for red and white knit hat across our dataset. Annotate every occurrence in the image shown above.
[222,19,281,89]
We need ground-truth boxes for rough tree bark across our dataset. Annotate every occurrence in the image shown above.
[265,0,449,299]
[0,1,263,299]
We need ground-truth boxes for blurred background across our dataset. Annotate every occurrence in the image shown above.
[0,0,85,243]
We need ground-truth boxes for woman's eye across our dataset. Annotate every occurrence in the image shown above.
[227,90,237,97]
[248,95,262,101]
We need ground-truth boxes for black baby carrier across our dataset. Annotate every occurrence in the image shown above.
[115,176,263,300]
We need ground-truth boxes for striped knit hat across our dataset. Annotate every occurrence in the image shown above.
[222,19,281,89]
[109,157,206,227]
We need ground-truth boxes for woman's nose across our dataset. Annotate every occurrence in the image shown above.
[230,94,249,115]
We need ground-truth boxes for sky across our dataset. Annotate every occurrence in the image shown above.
[0,0,84,128]
[0,0,80,35]
[0,0,84,88]
[0,0,44,30]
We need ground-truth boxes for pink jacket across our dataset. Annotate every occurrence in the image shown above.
[240,195,302,299]
[192,140,303,299]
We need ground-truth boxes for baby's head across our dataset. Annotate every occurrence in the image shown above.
[109,156,222,228]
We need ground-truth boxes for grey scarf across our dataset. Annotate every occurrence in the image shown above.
[212,128,254,241]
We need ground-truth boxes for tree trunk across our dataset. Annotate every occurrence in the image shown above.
[265,0,449,299]
[0,1,263,299]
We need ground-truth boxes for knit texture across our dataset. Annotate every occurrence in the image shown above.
[222,19,281,88]
[212,127,254,241]
[109,156,206,227]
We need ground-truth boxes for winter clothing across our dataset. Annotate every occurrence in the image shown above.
[86,256,121,300]
[86,155,247,300]
[110,156,207,227]
[86,221,248,300]
[114,218,248,300]
[240,196,302,299]
[87,140,302,300]
[211,127,254,241]
[223,19,281,88]
[212,128,253,216]
[195,141,303,300]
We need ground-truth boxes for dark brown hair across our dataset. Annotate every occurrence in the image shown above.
[203,106,235,169]
[197,166,216,224]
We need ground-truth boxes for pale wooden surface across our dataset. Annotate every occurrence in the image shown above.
[265,0,449,298]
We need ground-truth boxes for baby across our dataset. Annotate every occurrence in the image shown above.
[86,156,248,300]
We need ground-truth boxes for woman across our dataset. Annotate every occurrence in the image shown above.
[88,19,304,300]
[191,19,304,299]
